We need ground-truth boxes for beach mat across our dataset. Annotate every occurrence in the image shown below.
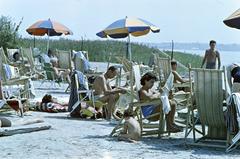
[0,124,51,136]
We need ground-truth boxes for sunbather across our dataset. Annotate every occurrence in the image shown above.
[93,66,127,120]
[139,72,182,132]
[0,117,43,127]
[46,49,71,84]
[171,61,190,92]
[171,61,187,84]
[35,94,68,113]
[118,109,141,143]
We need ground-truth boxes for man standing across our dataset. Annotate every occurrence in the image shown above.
[93,66,126,120]
[201,40,221,69]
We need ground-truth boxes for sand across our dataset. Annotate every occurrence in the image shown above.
[0,81,240,159]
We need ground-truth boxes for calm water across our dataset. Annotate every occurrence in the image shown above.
[174,49,240,66]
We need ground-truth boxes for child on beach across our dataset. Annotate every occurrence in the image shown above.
[118,110,141,143]
[201,40,221,69]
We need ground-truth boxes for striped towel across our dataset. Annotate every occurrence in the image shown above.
[36,102,68,113]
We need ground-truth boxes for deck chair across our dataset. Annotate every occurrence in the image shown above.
[225,93,240,152]
[0,47,31,99]
[55,49,73,92]
[111,65,167,137]
[40,63,61,87]
[6,48,20,61]
[55,49,73,70]
[20,47,44,78]
[155,56,171,87]
[72,50,90,73]
[68,71,105,118]
[185,66,230,149]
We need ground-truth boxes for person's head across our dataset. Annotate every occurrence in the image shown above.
[123,109,134,118]
[171,61,177,71]
[106,66,118,79]
[47,49,54,57]
[140,72,157,89]
[209,40,216,50]
[13,51,20,61]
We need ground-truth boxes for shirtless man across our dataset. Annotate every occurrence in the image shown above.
[171,61,187,84]
[201,40,221,69]
[93,66,126,120]
[118,109,141,142]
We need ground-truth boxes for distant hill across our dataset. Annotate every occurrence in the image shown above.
[18,38,202,72]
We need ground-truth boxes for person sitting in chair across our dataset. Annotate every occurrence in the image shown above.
[139,72,182,133]
[47,49,71,84]
[93,66,127,120]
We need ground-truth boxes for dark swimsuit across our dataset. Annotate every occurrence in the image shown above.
[206,62,216,69]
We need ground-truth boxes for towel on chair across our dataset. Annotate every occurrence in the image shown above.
[3,64,12,80]
[160,95,171,114]
[73,51,91,72]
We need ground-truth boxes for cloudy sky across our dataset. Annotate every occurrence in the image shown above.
[0,0,239,44]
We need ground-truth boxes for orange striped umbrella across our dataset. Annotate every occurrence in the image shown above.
[26,19,72,49]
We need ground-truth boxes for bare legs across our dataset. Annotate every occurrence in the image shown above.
[52,67,71,84]
[99,93,120,120]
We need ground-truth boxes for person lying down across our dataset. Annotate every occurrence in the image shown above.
[0,117,44,128]
[118,110,141,143]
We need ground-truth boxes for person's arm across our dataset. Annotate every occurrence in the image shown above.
[172,71,185,83]
[99,77,125,95]
[227,65,233,89]
[139,89,160,101]
[201,51,207,68]
[122,121,128,134]
[217,51,221,69]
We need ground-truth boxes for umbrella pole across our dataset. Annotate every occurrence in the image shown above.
[128,35,134,103]
[47,30,50,51]
[34,36,35,48]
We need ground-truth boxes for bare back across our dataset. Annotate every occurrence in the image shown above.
[124,117,141,140]
[93,74,111,95]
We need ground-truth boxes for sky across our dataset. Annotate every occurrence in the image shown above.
[0,0,240,44]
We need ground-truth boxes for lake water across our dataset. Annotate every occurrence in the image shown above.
[173,49,240,66]
[90,49,240,70]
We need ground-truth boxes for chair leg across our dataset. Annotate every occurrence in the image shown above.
[191,109,196,142]
[185,108,191,140]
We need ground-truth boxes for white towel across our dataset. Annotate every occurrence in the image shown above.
[162,72,174,96]
[160,95,171,114]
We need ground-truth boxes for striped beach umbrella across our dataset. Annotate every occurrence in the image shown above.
[96,17,160,60]
[96,17,160,101]
[26,19,73,49]
[223,8,240,29]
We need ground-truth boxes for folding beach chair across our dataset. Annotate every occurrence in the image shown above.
[155,56,171,87]
[0,47,31,99]
[20,47,44,78]
[40,63,62,87]
[68,70,105,118]
[55,49,73,92]
[55,49,73,70]
[185,65,230,149]
[226,93,240,152]
[111,65,167,137]
[72,50,90,73]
